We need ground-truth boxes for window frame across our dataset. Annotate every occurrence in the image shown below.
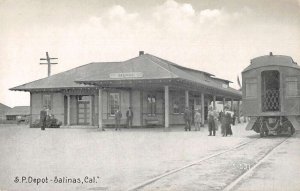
[172,92,185,114]
[147,94,157,116]
[108,92,121,116]
[245,78,257,99]
[42,94,53,110]
[286,76,299,97]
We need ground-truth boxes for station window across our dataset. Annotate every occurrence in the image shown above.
[286,77,299,97]
[42,94,52,109]
[108,92,120,116]
[172,93,185,114]
[147,95,156,116]
[245,78,257,98]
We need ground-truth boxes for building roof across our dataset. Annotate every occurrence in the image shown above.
[243,54,300,72]
[5,106,30,116]
[10,53,241,97]
[0,103,11,111]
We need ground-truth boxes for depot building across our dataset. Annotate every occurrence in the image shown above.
[11,52,242,129]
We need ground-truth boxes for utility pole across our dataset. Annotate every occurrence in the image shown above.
[40,52,58,77]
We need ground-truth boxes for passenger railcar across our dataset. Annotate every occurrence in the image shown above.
[242,52,300,136]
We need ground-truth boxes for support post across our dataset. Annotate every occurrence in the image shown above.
[223,97,226,111]
[98,89,103,130]
[231,98,234,110]
[164,86,169,129]
[201,93,204,127]
[30,92,32,127]
[185,90,189,108]
[67,95,71,126]
[237,100,241,123]
[213,95,216,110]
[90,95,93,125]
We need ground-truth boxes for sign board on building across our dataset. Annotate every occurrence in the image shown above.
[222,84,228,88]
[109,72,144,79]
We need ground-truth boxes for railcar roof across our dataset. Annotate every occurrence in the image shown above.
[243,54,299,72]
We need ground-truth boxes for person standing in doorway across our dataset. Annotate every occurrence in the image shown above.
[184,107,192,131]
[208,105,216,136]
[115,109,122,131]
[194,109,201,131]
[40,106,47,130]
[126,107,133,128]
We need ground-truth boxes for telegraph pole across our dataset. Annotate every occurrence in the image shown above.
[40,52,58,77]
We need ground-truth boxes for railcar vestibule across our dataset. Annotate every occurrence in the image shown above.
[261,70,280,112]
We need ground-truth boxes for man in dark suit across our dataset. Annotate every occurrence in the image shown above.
[184,107,192,131]
[115,109,122,131]
[40,106,47,130]
[126,107,133,128]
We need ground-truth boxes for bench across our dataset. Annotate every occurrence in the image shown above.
[144,118,160,126]
[102,119,126,128]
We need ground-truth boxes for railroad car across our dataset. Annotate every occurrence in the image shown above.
[242,52,300,137]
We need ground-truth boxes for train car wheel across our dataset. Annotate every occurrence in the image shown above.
[282,120,294,136]
[265,131,269,136]
[291,127,295,135]
[259,125,264,137]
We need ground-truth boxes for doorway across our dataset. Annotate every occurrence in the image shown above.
[77,96,91,125]
[261,70,280,112]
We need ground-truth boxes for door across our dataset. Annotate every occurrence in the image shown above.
[77,96,90,125]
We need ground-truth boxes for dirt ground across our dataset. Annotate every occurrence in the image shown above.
[0,123,291,191]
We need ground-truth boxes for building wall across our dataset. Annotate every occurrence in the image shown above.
[31,93,43,122]
[31,92,65,124]
[70,95,77,125]
[131,90,141,126]
[52,93,64,123]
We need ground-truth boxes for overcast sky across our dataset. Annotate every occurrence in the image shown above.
[0,0,299,107]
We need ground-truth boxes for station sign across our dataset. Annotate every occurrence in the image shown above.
[109,72,144,79]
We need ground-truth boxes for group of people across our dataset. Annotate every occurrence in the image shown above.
[114,107,133,131]
[183,105,235,137]
[40,106,60,130]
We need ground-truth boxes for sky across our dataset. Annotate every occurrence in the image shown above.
[0,0,299,107]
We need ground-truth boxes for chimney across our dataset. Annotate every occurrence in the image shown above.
[269,52,273,56]
[139,51,144,56]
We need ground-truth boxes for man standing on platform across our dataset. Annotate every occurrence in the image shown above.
[40,106,47,130]
[115,109,122,131]
[126,107,133,128]
[184,107,192,131]
[208,105,217,136]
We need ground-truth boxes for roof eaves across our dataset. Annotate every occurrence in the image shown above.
[147,54,214,76]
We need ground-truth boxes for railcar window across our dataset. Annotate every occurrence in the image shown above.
[286,77,299,97]
[245,78,257,98]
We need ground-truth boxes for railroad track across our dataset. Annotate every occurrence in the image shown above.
[126,136,290,191]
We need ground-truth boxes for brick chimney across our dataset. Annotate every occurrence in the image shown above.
[270,52,273,56]
[139,51,144,56]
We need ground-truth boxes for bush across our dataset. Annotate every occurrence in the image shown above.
[30,115,62,128]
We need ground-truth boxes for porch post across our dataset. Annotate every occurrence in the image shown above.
[67,95,71,125]
[231,98,234,110]
[185,90,189,108]
[201,93,204,126]
[223,97,226,111]
[213,95,216,110]
[98,89,103,130]
[90,95,93,125]
[30,92,32,126]
[237,100,241,123]
[164,86,169,129]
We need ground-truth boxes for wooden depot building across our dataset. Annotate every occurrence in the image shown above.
[10,52,242,129]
